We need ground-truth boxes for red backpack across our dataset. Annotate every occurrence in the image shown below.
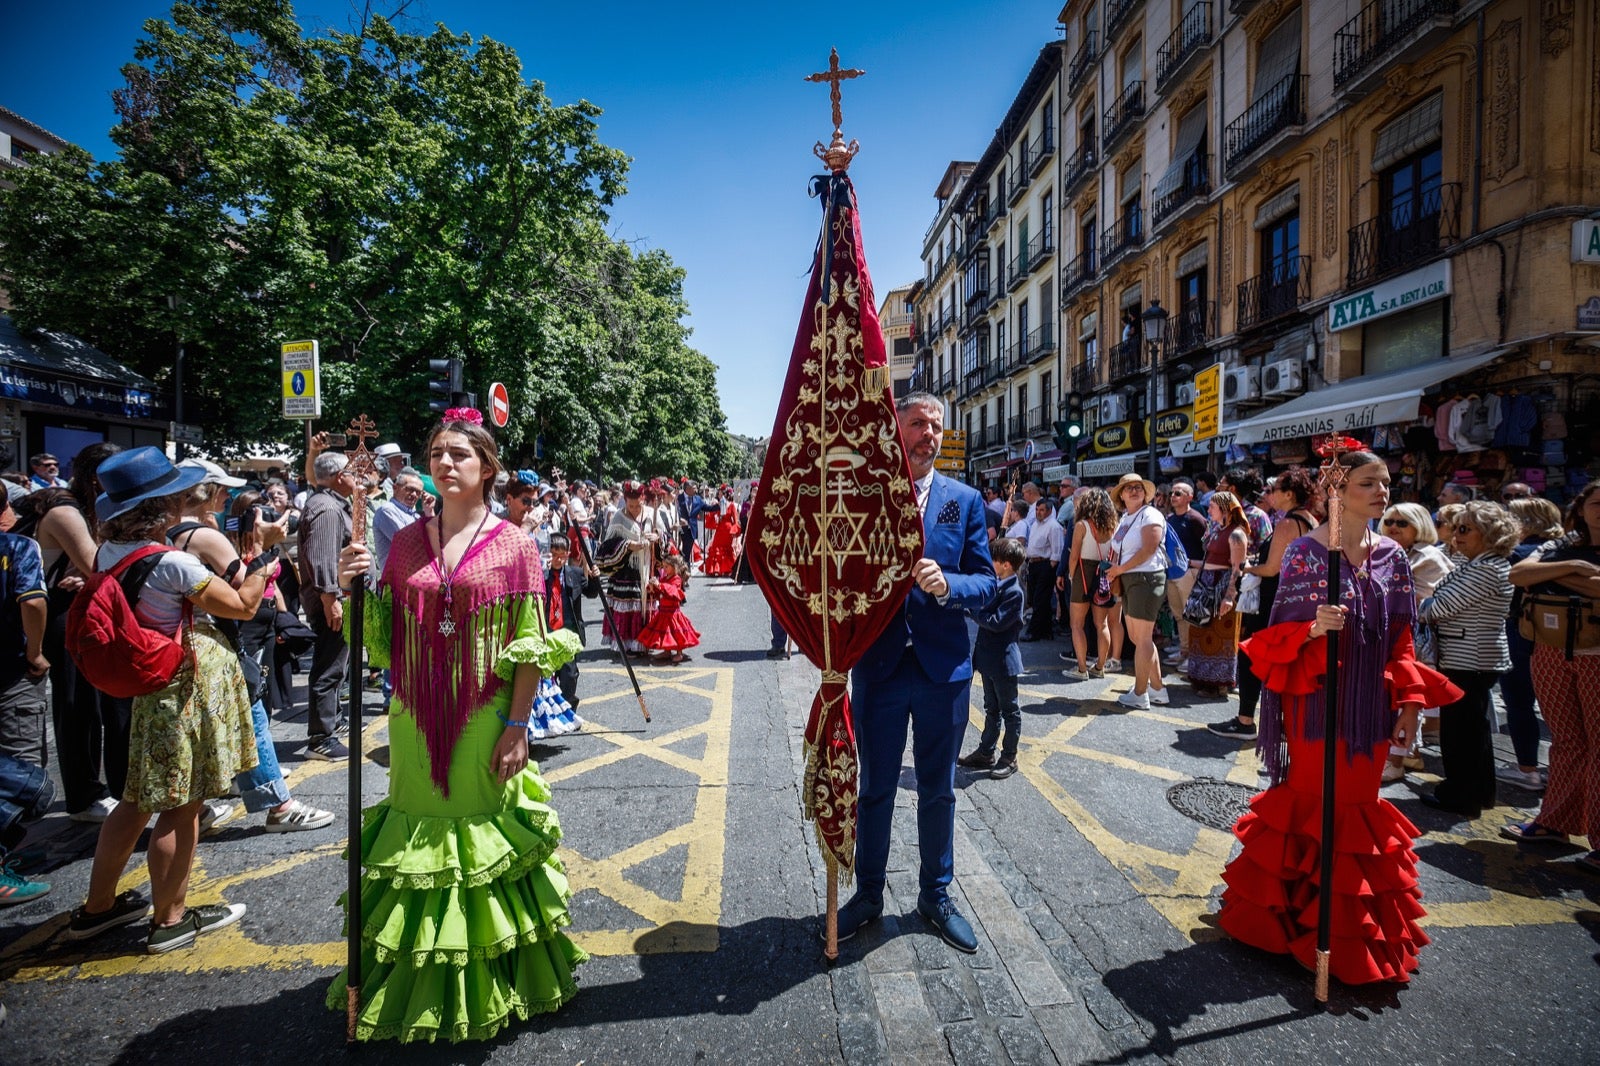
[65,545,191,698]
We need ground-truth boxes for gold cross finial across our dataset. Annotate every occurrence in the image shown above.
[806,48,864,172]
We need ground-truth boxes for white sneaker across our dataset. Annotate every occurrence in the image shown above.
[1065,667,1090,681]
[1176,658,1191,674]
[264,799,336,833]
[69,796,118,823]
[1148,686,1170,705]
[199,801,236,833]
[1117,691,1150,710]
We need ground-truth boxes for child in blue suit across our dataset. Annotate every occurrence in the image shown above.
[958,537,1026,778]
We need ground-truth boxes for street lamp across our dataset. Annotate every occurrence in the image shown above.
[1142,299,1169,483]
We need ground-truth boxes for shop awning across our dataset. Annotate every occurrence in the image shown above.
[1232,349,1505,445]
[0,314,169,420]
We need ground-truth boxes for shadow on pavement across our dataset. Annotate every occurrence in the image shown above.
[701,649,777,663]
[1092,940,1403,1062]
[86,916,829,1065]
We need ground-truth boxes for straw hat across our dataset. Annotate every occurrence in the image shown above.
[1110,472,1158,507]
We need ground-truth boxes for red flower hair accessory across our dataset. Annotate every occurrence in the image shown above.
[443,407,484,425]
[1314,434,1365,458]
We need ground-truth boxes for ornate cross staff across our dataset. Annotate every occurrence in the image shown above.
[806,47,863,173]
[342,413,379,1042]
[1311,433,1361,1004]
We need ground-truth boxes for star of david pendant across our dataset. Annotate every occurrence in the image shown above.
[438,616,457,637]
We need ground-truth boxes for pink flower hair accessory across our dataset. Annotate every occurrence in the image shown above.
[443,407,484,426]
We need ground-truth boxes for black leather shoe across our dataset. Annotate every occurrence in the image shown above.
[1419,792,1480,818]
[917,893,978,953]
[990,758,1017,779]
[957,750,995,770]
[824,893,883,943]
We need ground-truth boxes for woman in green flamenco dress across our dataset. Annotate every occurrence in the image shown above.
[330,411,585,1042]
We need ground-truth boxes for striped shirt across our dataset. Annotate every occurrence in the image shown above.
[1419,553,1512,672]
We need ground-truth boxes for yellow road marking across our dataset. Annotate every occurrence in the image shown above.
[2,667,733,981]
[1009,698,1599,939]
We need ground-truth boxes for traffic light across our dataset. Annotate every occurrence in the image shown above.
[1055,394,1085,450]
[427,357,465,414]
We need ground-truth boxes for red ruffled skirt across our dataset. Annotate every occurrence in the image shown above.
[702,525,738,576]
[1219,724,1429,985]
[639,607,701,652]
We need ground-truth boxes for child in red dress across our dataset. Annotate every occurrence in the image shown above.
[640,552,701,664]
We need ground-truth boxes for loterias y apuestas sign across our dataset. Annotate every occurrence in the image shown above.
[1327,259,1451,332]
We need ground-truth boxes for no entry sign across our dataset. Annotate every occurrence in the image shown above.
[488,381,510,428]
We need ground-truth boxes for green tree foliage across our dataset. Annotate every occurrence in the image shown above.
[0,0,743,479]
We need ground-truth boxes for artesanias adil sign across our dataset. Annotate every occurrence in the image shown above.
[1327,260,1451,332]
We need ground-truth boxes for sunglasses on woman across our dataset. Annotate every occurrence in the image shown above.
[1453,523,1477,535]
[1381,518,1410,528]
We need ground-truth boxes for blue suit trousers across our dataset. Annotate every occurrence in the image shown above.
[851,644,971,904]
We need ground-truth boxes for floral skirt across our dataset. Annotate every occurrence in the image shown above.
[124,623,258,812]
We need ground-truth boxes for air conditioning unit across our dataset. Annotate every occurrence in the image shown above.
[1262,358,1305,397]
[1099,394,1128,423]
[1225,367,1261,402]
[1175,382,1196,406]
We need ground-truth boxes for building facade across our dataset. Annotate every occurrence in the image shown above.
[878,282,919,397]
[917,1,1599,504]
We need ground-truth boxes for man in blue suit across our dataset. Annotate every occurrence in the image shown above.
[838,392,996,953]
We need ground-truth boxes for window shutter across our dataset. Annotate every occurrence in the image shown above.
[1253,182,1301,229]
[1372,93,1443,172]
[1177,240,1209,278]
[1251,11,1302,105]
[1153,103,1209,200]
[1121,163,1143,203]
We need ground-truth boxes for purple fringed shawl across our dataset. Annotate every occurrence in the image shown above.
[1257,535,1416,786]
[381,519,546,794]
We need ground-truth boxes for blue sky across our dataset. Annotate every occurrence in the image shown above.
[1,1,1061,437]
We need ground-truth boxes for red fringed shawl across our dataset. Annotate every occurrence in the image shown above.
[382,519,546,794]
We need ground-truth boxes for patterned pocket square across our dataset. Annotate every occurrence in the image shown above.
[936,500,961,525]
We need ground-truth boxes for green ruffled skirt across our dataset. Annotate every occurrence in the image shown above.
[326,703,587,1042]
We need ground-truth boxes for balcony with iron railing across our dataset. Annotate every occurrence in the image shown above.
[939,367,957,393]
[1068,32,1098,96]
[984,195,1007,231]
[1156,3,1213,95]
[1028,124,1055,177]
[1063,141,1097,196]
[964,267,991,307]
[1007,414,1029,443]
[972,424,1003,453]
[1103,81,1146,154]
[1106,0,1144,41]
[1224,74,1306,175]
[1061,250,1097,299]
[1108,338,1147,382]
[1345,183,1461,288]
[1024,323,1057,365]
[1027,403,1052,437]
[1174,300,1218,355]
[1008,234,1055,291]
[1101,206,1144,267]
[1334,0,1457,96]
[1152,151,1211,229]
[999,338,1027,377]
[1071,358,1099,395]
[1236,255,1311,332]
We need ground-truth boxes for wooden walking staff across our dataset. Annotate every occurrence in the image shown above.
[1312,433,1359,1004]
[569,523,651,724]
[342,413,380,1042]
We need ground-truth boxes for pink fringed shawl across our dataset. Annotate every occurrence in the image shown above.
[382,519,546,793]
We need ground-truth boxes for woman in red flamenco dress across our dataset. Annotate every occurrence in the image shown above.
[639,553,701,664]
[701,487,740,577]
[1219,449,1460,986]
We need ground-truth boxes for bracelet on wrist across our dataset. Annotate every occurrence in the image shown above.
[496,712,530,729]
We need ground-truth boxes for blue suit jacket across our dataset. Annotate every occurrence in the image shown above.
[854,474,997,685]
[969,574,1024,678]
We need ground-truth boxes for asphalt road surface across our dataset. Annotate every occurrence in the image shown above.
[3,571,1597,1064]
